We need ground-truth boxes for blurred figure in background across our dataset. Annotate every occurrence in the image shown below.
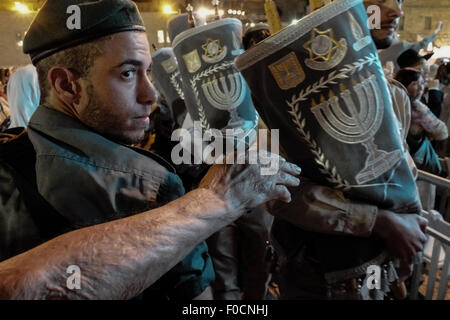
[435,61,450,157]
[0,68,11,99]
[242,23,271,50]
[395,68,447,150]
[395,68,447,210]
[7,64,40,128]
[378,21,443,73]
[0,68,11,131]
[397,49,444,130]
[0,82,10,131]
[397,49,433,75]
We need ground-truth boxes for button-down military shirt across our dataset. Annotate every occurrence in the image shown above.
[28,106,184,227]
[27,105,213,299]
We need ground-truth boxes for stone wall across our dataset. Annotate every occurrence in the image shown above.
[399,0,450,46]
[1,0,449,68]
[0,11,34,67]
[0,11,175,68]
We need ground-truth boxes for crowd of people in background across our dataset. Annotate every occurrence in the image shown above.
[2,49,449,174]
[0,65,40,131]
[1,37,449,300]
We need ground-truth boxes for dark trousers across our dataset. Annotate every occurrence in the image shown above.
[206,205,274,300]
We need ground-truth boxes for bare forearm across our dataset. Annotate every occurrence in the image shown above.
[0,188,234,300]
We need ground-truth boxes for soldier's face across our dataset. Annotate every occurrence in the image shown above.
[364,0,404,49]
[79,32,158,145]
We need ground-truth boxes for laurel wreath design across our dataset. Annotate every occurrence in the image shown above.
[192,61,235,83]
[170,72,185,100]
[287,102,351,190]
[289,53,378,105]
[286,54,378,190]
[190,78,210,130]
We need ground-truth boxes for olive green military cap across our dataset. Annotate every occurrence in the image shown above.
[23,0,146,65]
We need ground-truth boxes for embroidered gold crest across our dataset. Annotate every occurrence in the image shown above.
[303,28,348,71]
[183,49,202,73]
[161,57,177,74]
[268,52,305,90]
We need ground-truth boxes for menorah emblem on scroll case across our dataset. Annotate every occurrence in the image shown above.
[201,72,247,127]
[311,73,403,185]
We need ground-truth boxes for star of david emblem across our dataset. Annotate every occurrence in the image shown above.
[303,28,341,62]
[202,39,224,60]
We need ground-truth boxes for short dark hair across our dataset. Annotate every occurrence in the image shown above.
[35,38,105,104]
[394,68,422,88]
[436,62,450,86]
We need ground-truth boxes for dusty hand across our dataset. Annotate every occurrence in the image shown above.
[199,154,301,213]
[373,210,428,262]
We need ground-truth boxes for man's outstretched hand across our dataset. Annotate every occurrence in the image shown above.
[199,154,301,216]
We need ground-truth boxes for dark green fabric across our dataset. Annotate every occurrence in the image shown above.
[408,134,442,175]
[0,128,70,262]
[23,0,145,65]
[27,106,213,299]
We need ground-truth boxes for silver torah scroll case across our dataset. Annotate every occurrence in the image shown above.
[235,0,421,211]
[149,12,208,128]
[167,12,207,43]
[151,47,187,127]
[172,18,259,145]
